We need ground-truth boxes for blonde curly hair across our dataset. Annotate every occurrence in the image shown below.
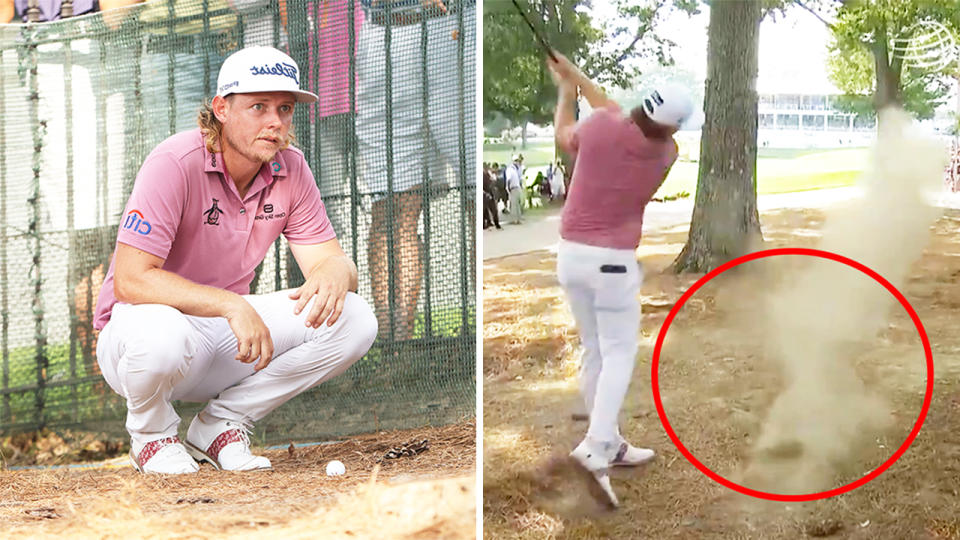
[196,97,297,153]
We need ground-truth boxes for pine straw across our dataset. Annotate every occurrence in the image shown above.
[1,420,476,538]
[484,208,960,539]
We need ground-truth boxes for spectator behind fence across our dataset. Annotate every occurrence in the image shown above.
[6,0,95,21]
[6,0,139,22]
[357,0,476,341]
[92,47,376,475]
[134,0,239,151]
[1,0,141,380]
[308,0,363,234]
[231,0,289,47]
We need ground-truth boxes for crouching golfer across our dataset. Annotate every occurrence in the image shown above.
[93,46,378,474]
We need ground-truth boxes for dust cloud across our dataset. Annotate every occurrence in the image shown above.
[743,107,947,494]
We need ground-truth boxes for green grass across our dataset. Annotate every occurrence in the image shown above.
[411,305,475,340]
[485,142,870,198]
[657,147,868,197]
[483,141,556,169]
[0,343,96,427]
[3,344,75,389]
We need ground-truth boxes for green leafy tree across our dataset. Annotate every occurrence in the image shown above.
[803,0,960,122]
[483,0,697,146]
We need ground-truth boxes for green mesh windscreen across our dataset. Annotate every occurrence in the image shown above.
[0,0,476,444]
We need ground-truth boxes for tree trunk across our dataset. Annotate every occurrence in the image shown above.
[521,121,528,149]
[872,23,903,115]
[672,0,763,273]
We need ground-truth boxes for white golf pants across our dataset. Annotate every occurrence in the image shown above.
[96,290,378,444]
[557,239,642,444]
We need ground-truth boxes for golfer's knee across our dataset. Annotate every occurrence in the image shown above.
[338,293,378,360]
[119,305,192,392]
[305,292,377,360]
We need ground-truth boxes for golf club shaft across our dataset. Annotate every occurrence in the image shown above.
[510,0,557,62]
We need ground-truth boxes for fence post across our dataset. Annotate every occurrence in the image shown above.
[418,4,433,340]
[165,0,176,137]
[26,28,49,431]
[348,0,359,265]
[456,2,469,337]
[64,34,78,422]
[383,1,397,341]
[0,47,10,425]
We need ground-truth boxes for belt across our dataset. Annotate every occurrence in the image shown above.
[366,0,472,27]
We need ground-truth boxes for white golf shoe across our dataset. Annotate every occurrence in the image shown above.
[184,415,272,472]
[569,437,619,509]
[611,441,656,467]
[130,436,199,474]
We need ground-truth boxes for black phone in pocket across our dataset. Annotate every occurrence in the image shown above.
[600,264,627,274]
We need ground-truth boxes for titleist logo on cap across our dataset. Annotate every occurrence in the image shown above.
[217,47,318,103]
[250,63,300,85]
[219,81,239,93]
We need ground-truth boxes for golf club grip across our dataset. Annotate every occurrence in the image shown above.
[510,0,557,62]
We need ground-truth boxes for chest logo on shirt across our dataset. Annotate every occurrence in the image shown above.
[203,198,224,226]
[122,209,152,235]
[255,202,286,222]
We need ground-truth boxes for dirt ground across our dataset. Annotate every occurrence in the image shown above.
[1,420,476,539]
[483,206,960,539]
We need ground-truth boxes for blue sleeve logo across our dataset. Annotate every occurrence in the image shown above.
[122,209,152,235]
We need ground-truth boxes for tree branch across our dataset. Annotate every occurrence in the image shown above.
[793,0,836,31]
[586,32,644,78]
[586,4,659,79]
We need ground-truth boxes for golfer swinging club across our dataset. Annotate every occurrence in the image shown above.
[547,51,694,508]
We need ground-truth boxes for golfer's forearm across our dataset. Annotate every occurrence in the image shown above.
[573,69,610,109]
[555,86,577,142]
[116,266,243,319]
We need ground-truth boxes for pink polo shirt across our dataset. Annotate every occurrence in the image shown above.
[93,129,336,330]
[559,104,678,250]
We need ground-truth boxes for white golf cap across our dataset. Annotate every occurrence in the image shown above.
[642,83,696,129]
[216,46,318,103]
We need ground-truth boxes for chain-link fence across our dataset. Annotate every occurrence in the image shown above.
[0,0,475,444]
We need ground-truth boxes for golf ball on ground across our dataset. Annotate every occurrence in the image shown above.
[326,460,346,476]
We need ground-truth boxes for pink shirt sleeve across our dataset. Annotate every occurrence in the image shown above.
[563,103,621,156]
[115,152,187,260]
[283,166,337,245]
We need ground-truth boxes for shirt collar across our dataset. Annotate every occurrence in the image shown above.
[266,151,289,180]
[203,142,289,185]
[203,136,224,174]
